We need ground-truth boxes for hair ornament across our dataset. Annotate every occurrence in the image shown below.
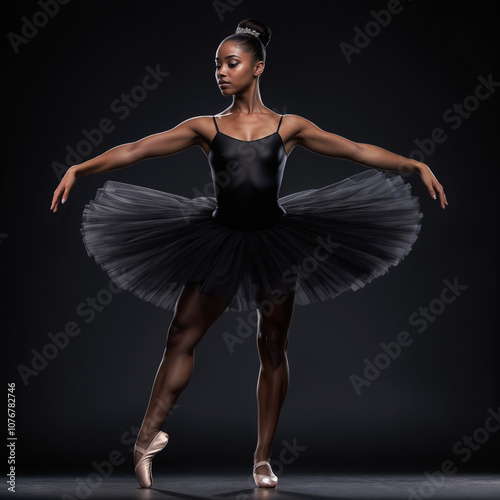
[235,27,260,38]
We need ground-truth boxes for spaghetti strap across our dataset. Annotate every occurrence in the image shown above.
[212,116,219,132]
[276,115,284,132]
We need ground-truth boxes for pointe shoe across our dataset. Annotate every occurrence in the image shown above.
[134,431,169,488]
[253,461,278,488]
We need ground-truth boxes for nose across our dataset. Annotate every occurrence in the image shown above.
[217,65,226,79]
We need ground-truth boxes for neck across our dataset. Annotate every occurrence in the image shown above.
[228,78,265,115]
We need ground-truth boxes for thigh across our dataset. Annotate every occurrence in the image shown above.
[170,283,229,340]
[256,290,296,335]
[167,285,227,352]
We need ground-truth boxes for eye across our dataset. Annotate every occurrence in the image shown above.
[215,61,239,71]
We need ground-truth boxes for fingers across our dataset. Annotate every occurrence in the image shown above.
[431,180,448,210]
[61,186,69,205]
[51,185,68,213]
[440,192,448,210]
[438,188,448,210]
[421,166,448,210]
[50,190,60,213]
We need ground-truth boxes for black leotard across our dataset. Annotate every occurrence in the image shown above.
[208,115,287,230]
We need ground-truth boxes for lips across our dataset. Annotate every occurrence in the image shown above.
[218,81,229,86]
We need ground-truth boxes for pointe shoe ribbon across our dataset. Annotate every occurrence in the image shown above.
[253,460,278,488]
[134,431,169,488]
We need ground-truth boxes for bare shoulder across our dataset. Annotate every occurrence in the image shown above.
[281,114,321,135]
[279,114,325,153]
[165,115,217,148]
[175,115,216,135]
[281,114,308,126]
[175,115,218,154]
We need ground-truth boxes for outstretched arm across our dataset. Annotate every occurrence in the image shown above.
[286,115,448,209]
[50,117,204,212]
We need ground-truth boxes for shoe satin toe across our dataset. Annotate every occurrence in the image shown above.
[134,431,169,488]
[253,461,278,488]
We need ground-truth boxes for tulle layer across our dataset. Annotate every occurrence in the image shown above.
[81,170,422,312]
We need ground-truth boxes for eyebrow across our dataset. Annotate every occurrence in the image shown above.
[215,54,241,61]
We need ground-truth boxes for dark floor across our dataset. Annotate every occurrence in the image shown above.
[7,473,500,500]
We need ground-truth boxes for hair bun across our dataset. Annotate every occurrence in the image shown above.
[237,18,271,47]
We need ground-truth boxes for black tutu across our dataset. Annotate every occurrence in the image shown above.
[80,170,422,312]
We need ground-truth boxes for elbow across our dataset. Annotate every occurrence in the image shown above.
[347,142,367,163]
[126,141,144,163]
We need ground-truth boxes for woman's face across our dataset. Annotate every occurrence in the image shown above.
[215,41,263,95]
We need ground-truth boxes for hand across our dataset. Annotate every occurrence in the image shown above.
[417,163,448,210]
[51,167,77,213]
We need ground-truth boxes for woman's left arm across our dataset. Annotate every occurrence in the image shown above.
[288,115,448,209]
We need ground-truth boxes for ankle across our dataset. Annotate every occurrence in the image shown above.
[137,427,161,446]
[253,450,272,464]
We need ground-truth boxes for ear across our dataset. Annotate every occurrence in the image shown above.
[253,61,265,77]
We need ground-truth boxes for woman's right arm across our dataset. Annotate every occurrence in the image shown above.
[50,117,204,212]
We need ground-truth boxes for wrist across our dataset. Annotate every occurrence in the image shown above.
[404,159,426,175]
[68,164,82,178]
[415,161,429,175]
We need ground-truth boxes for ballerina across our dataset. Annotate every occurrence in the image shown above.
[50,18,447,489]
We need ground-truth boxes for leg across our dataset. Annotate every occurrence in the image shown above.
[253,292,295,479]
[134,283,228,466]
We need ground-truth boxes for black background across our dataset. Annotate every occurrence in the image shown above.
[2,0,499,474]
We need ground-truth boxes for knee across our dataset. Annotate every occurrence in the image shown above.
[165,319,196,353]
[257,320,288,365]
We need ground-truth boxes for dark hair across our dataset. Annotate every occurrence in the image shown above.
[221,18,271,62]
